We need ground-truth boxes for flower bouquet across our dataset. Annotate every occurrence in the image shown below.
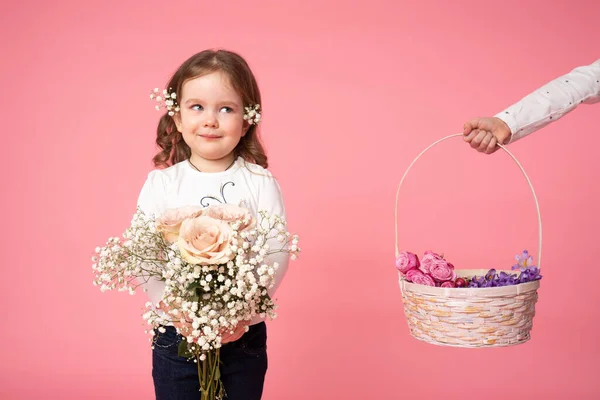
[92,204,299,399]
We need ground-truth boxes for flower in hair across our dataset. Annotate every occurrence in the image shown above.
[243,104,261,125]
[150,88,180,116]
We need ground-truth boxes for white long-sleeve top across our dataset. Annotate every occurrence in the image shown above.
[495,59,600,143]
[136,157,290,326]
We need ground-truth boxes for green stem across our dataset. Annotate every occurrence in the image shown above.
[208,350,217,388]
[202,353,208,398]
[208,350,224,399]
[197,350,202,395]
[215,350,222,399]
[195,346,224,399]
[196,347,208,400]
[206,351,213,394]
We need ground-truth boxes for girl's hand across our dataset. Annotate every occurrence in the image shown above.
[156,301,248,344]
[221,322,249,344]
[156,300,194,336]
[463,117,512,154]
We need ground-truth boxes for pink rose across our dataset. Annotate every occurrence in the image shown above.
[429,260,457,282]
[395,251,420,274]
[177,216,235,265]
[405,269,435,286]
[203,204,256,232]
[455,278,467,287]
[420,251,444,274]
[441,281,457,288]
[156,206,205,243]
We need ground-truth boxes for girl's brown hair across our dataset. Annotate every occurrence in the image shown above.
[152,50,267,169]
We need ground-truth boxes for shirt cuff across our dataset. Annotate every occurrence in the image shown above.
[494,111,519,144]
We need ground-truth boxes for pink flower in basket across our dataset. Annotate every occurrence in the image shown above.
[429,260,457,283]
[406,269,435,286]
[395,251,420,274]
[420,251,444,274]
[440,281,457,288]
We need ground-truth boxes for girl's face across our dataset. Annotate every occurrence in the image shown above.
[174,71,248,164]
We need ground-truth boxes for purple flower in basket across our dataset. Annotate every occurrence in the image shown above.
[518,266,542,283]
[485,269,497,281]
[512,250,535,271]
[483,269,503,287]
[467,269,507,287]
[502,273,519,286]
[519,271,531,283]
[468,276,485,288]
[481,278,495,288]
[468,279,480,288]
[498,271,511,280]
[529,267,542,280]
[494,271,516,287]
[465,255,541,288]
[395,251,420,274]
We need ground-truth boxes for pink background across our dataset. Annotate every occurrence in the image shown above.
[2,0,599,399]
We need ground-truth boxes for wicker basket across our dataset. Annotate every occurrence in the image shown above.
[395,134,542,348]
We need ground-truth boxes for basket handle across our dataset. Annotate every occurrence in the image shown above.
[394,133,543,269]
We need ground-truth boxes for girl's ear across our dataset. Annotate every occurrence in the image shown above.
[241,121,250,137]
[173,113,183,132]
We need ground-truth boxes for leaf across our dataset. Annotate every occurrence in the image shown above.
[177,340,193,358]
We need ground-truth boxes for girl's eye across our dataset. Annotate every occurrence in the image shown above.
[191,104,203,111]
[220,107,233,113]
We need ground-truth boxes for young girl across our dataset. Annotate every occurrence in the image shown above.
[137,49,290,400]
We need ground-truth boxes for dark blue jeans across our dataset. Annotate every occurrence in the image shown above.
[152,323,268,400]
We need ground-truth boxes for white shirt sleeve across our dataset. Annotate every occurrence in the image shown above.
[257,174,290,299]
[137,170,167,217]
[495,59,600,143]
[136,170,168,305]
